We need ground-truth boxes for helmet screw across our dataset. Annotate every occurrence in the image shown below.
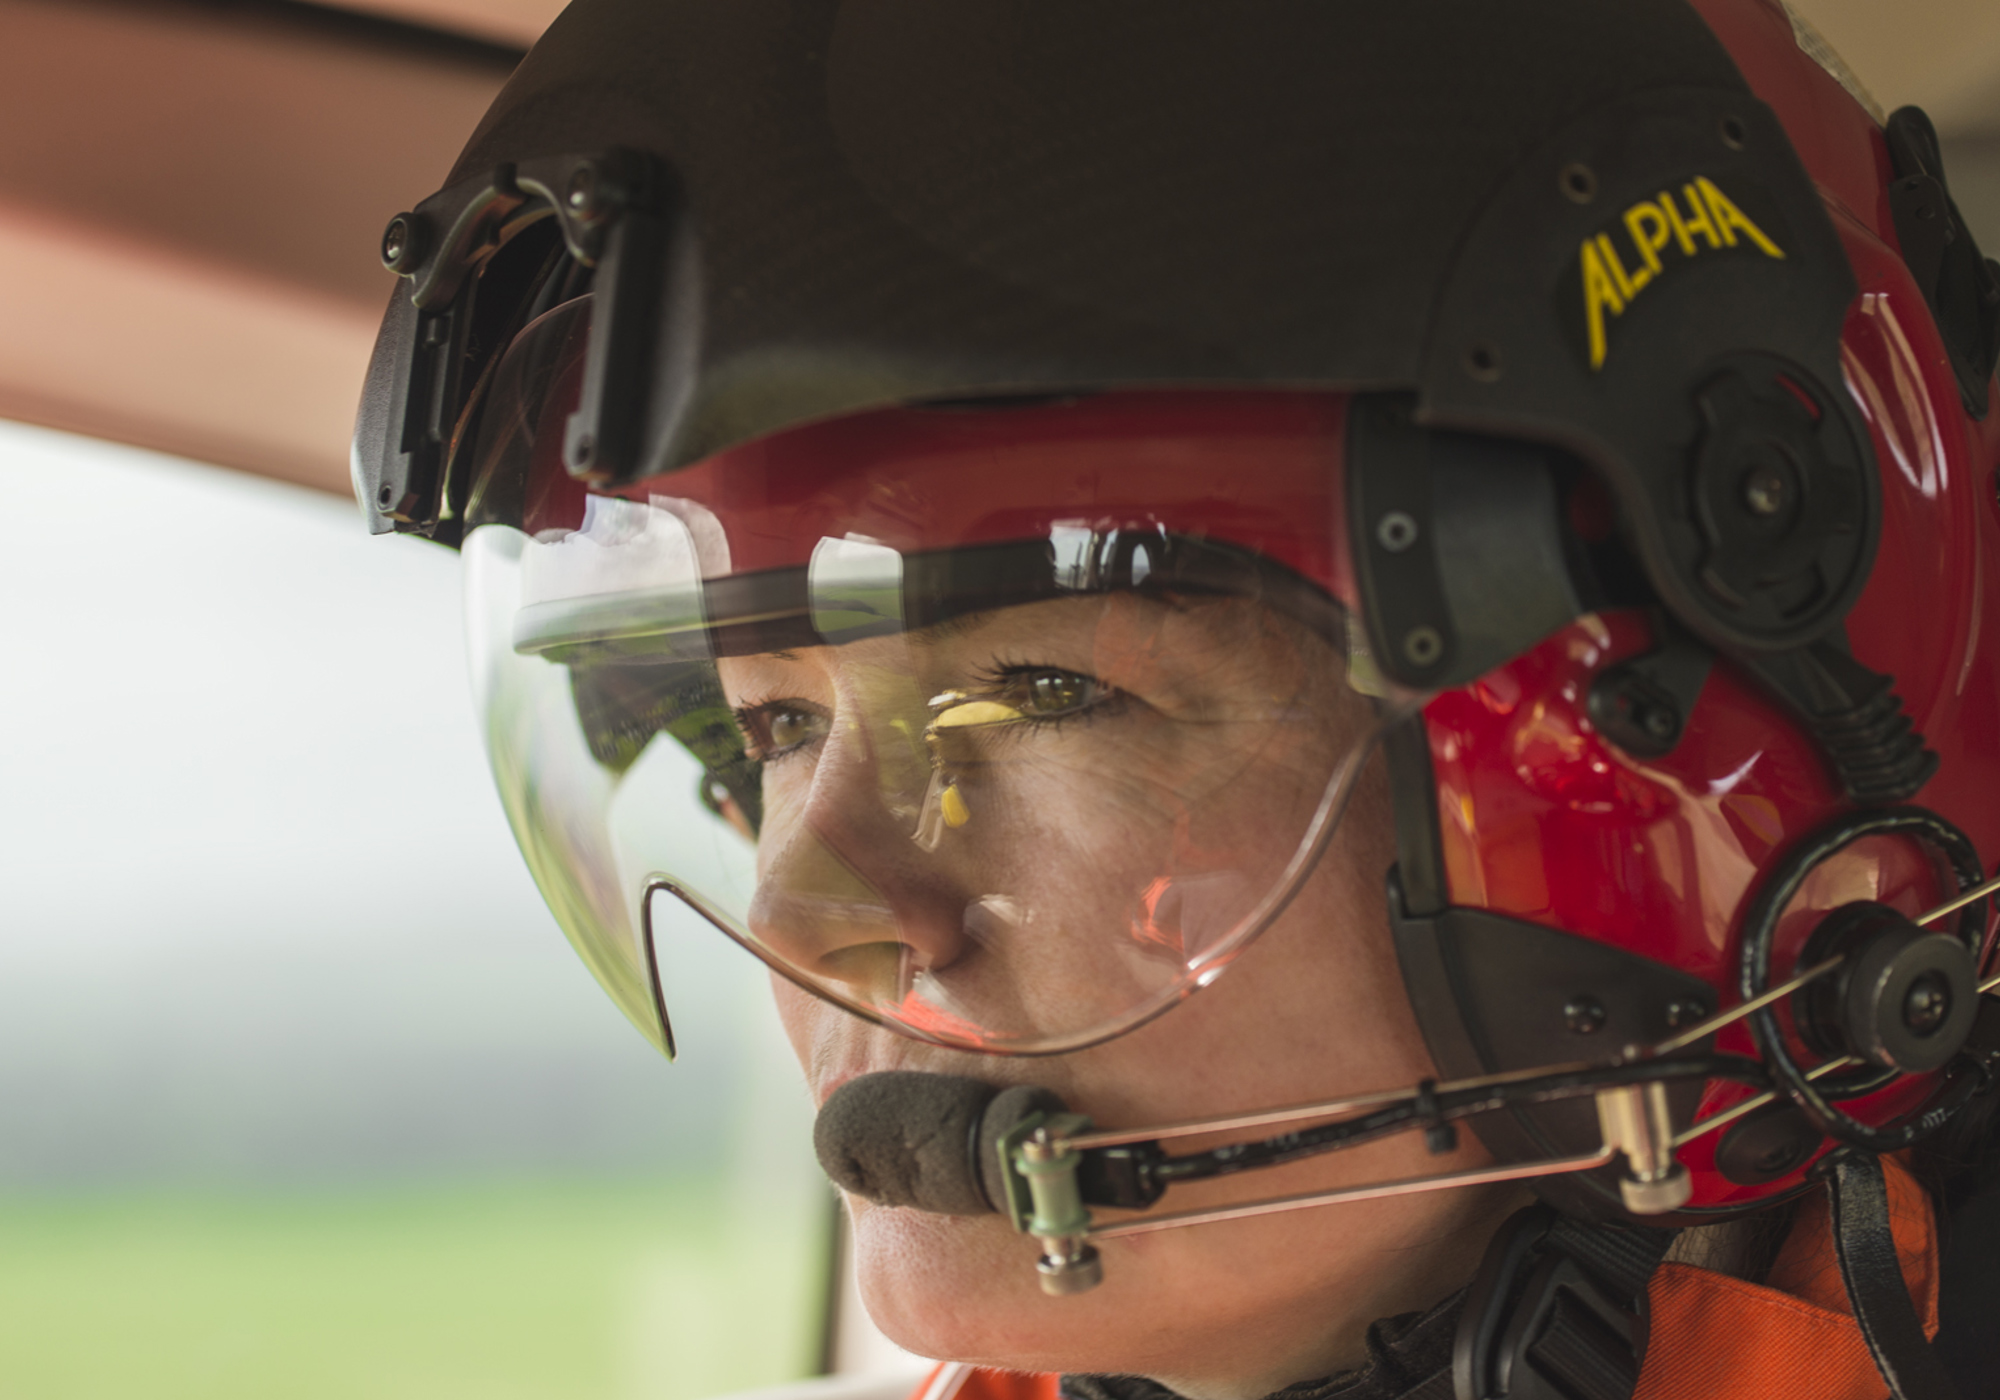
[1742,464,1788,516]
[1637,701,1678,741]
[1402,626,1444,668]
[1464,343,1502,382]
[1564,995,1607,1035]
[1904,971,1952,1034]
[1665,998,1709,1030]
[568,166,597,215]
[1376,511,1419,553]
[1559,162,1597,204]
[380,213,423,273]
[1720,115,1748,150]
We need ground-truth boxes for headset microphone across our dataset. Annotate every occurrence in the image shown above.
[814,1072,1065,1218]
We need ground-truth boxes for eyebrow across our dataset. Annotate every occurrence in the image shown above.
[903,609,999,646]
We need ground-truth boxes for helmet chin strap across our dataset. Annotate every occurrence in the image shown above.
[1822,1149,1966,1400]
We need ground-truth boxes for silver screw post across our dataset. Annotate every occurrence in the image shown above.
[1596,1080,1691,1214]
[1018,1129,1103,1295]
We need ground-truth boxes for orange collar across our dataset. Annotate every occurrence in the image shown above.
[1636,1153,1936,1400]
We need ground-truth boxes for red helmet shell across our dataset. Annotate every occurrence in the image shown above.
[1426,0,2000,1211]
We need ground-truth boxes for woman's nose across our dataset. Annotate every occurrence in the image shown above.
[746,686,972,1001]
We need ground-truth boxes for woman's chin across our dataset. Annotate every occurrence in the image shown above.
[847,1197,1169,1375]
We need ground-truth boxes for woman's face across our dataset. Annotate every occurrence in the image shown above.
[718,591,1520,1399]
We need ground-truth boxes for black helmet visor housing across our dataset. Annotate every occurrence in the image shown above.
[356,0,1881,671]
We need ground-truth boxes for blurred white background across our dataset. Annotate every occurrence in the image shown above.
[0,420,851,1399]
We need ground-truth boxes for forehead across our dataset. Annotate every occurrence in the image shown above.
[715,590,1336,704]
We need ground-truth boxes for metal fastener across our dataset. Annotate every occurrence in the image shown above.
[380,213,422,273]
[1664,998,1709,1031]
[1376,511,1419,553]
[1560,162,1598,204]
[1743,465,1788,516]
[1564,995,1608,1035]
[1403,626,1444,668]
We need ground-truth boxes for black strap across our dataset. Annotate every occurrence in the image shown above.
[1822,1149,1964,1400]
[1062,1288,1467,1400]
[1454,1206,1676,1400]
[1402,1366,1458,1400]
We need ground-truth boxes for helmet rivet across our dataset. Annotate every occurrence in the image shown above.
[380,213,422,273]
[1559,163,1597,204]
[1376,511,1419,553]
[1564,995,1607,1035]
[376,483,395,508]
[1402,626,1443,668]
[1720,115,1748,150]
[1464,344,1502,382]
[568,166,596,213]
[1743,464,1788,516]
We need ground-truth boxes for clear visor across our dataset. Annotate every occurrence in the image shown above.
[460,296,1416,1056]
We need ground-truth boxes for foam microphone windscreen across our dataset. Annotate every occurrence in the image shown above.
[814,1071,1067,1217]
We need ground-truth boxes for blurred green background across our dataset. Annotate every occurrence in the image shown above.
[0,1179,824,1400]
[0,421,832,1399]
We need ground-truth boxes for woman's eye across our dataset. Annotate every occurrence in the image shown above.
[739,703,829,758]
[767,707,825,749]
[1013,669,1103,718]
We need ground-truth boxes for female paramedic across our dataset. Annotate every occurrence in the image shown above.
[352,3,2000,1397]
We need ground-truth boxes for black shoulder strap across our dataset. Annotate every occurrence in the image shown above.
[1822,1149,1964,1400]
[1454,1206,1676,1400]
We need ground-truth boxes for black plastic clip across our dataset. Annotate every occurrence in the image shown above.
[1075,1142,1167,1211]
[356,149,672,538]
[1586,614,1713,760]
[1884,107,2000,420]
[1415,1078,1459,1156]
[1455,1205,1673,1400]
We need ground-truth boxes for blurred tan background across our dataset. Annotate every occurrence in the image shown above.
[0,12,839,1399]
[0,0,1995,500]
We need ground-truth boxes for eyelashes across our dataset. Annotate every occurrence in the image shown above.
[967,663,1124,727]
[732,663,1123,765]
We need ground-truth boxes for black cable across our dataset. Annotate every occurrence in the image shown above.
[1147,1054,1768,1186]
